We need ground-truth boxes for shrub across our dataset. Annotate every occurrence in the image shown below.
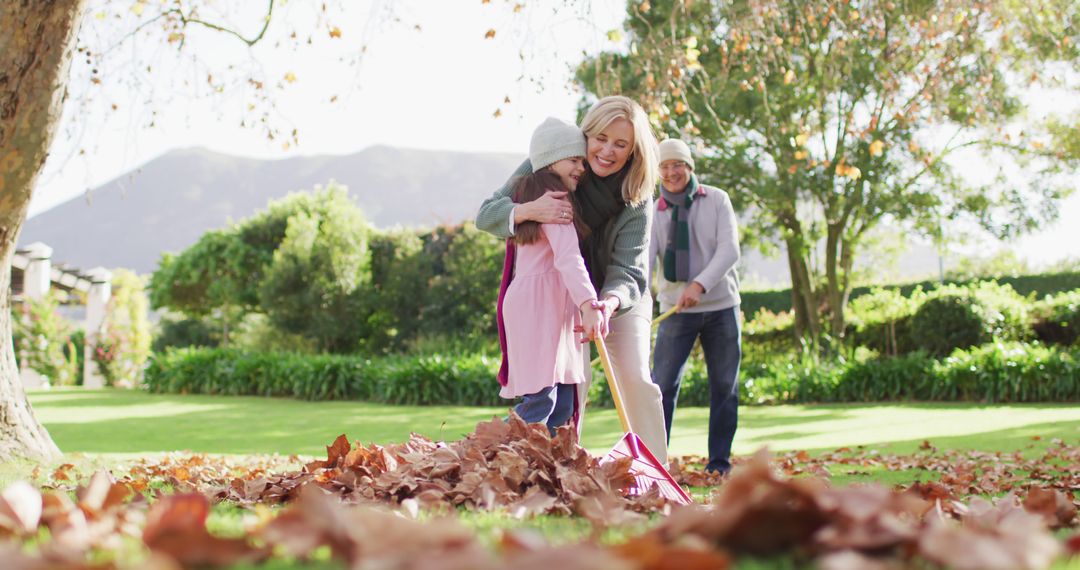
[145,348,505,406]
[847,287,922,355]
[909,282,1029,357]
[739,271,1080,317]
[152,312,220,353]
[146,340,1080,408]
[363,230,434,354]
[835,352,937,401]
[589,349,847,407]
[935,342,1080,402]
[65,329,85,386]
[1031,291,1080,346]
[12,293,79,386]
[421,223,504,346]
[93,270,153,387]
[742,308,796,350]
[258,187,373,353]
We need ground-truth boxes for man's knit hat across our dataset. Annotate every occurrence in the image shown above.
[659,138,695,170]
[530,117,586,171]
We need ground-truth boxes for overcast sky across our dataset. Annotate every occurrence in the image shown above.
[30,0,1078,268]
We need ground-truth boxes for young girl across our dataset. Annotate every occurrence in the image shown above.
[496,117,605,435]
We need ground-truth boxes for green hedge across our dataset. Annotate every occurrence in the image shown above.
[740,271,1080,319]
[145,348,504,406]
[149,342,1080,407]
[1031,291,1080,347]
[592,342,1080,406]
[908,282,1030,356]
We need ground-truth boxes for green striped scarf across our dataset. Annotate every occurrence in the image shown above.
[661,173,699,282]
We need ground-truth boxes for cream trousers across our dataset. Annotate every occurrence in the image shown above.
[577,296,669,464]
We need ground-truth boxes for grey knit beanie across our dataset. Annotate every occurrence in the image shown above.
[659,138,695,170]
[529,117,586,171]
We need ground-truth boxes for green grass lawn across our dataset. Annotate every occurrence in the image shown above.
[14,389,1080,570]
[26,388,1080,459]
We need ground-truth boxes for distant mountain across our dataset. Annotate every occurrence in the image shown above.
[20,146,526,274]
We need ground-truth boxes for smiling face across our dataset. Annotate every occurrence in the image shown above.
[586,117,634,177]
[548,157,586,191]
[659,159,691,193]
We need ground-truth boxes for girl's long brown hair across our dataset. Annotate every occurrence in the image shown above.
[511,170,587,245]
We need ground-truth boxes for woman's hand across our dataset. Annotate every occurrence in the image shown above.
[514,191,573,225]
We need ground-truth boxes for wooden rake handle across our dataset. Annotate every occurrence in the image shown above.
[594,335,633,434]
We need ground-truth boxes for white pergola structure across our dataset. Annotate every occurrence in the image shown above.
[11,242,112,389]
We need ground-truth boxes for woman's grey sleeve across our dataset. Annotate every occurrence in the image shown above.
[475,159,533,239]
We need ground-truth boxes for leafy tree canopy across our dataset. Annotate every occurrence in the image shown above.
[577,0,1080,341]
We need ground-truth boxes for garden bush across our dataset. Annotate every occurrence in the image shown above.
[145,348,504,406]
[846,287,922,355]
[1031,290,1080,346]
[152,313,220,353]
[908,282,1029,356]
[64,329,85,386]
[92,269,152,387]
[835,352,938,401]
[741,308,795,352]
[12,292,80,386]
[147,339,1080,407]
[740,270,1080,317]
[935,342,1080,402]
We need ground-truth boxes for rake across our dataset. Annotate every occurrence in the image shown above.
[594,334,693,505]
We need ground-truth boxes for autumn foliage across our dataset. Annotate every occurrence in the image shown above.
[0,415,1077,569]
[578,0,1080,342]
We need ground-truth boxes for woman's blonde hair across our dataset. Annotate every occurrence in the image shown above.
[579,95,659,206]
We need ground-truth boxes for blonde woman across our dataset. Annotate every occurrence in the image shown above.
[476,96,668,463]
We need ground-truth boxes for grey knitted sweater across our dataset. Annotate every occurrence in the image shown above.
[475,159,653,313]
[649,183,741,313]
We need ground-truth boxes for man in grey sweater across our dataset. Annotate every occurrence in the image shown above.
[648,138,742,474]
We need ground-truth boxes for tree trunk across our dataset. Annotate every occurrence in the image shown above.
[785,239,809,342]
[785,236,820,345]
[0,0,87,461]
[824,223,845,340]
[837,232,857,340]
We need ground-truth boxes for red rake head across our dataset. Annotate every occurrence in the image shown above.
[601,433,693,505]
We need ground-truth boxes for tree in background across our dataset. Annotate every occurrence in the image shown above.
[0,0,435,459]
[363,230,435,353]
[422,224,504,349]
[91,270,152,388]
[259,187,372,353]
[149,230,252,345]
[151,310,220,353]
[578,0,1080,345]
[151,187,373,353]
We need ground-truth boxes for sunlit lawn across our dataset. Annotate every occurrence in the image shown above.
[13,388,1080,569]
[25,388,1080,459]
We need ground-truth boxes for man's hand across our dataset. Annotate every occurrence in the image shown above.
[514,191,572,225]
[676,282,705,310]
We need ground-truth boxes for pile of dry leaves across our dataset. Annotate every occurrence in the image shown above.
[118,415,665,524]
[1,415,1077,569]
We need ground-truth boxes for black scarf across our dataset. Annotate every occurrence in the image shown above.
[574,164,628,294]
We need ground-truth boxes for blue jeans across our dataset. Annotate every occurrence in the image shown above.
[651,306,741,473]
[513,383,576,435]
